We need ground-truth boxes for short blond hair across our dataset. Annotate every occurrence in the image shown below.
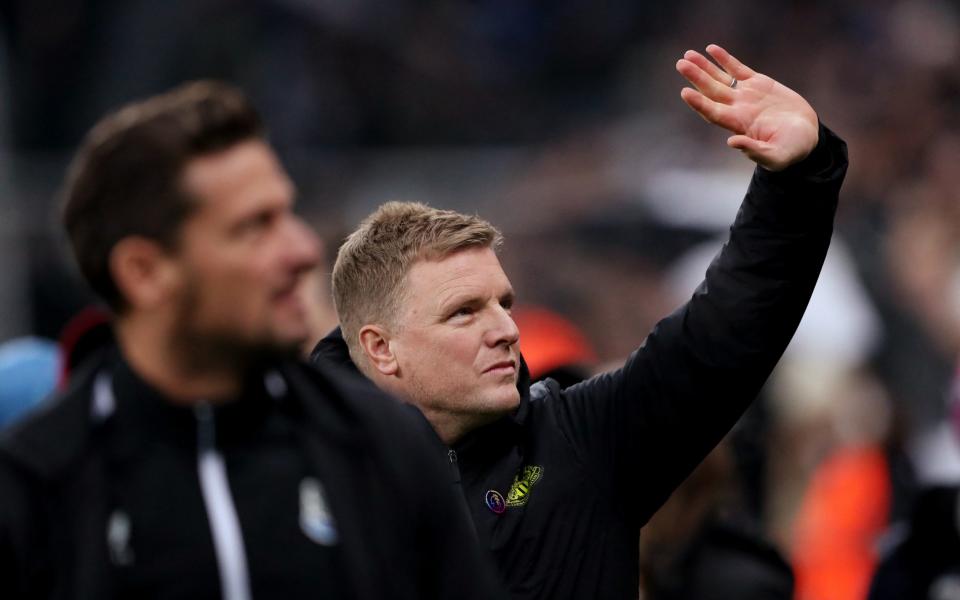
[333,201,503,363]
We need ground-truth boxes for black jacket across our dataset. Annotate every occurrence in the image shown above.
[313,126,848,599]
[0,349,504,600]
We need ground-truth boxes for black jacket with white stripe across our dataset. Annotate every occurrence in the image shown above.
[0,349,504,600]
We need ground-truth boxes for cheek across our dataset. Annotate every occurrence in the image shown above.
[433,331,480,364]
[404,331,478,372]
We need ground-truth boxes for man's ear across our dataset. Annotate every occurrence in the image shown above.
[358,324,399,376]
[109,236,181,311]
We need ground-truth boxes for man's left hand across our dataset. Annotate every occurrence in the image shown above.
[676,44,819,172]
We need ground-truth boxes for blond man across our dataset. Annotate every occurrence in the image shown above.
[313,45,848,599]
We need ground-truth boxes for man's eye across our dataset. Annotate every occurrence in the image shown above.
[238,212,274,236]
[452,307,474,318]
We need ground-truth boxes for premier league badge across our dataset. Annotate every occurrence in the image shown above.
[485,490,506,514]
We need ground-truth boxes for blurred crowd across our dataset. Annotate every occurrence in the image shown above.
[4,1,960,598]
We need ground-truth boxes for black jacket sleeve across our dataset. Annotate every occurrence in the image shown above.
[545,125,847,526]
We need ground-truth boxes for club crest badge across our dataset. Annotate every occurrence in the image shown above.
[485,490,506,514]
[506,465,543,507]
[300,477,339,546]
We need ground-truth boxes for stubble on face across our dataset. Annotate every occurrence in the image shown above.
[387,247,521,440]
[169,268,304,375]
[166,140,318,372]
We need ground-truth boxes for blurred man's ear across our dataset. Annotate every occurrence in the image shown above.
[109,236,181,312]
[358,324,399,376]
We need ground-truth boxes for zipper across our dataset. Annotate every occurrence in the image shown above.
[448,448,461,484]
[195,403,253,600]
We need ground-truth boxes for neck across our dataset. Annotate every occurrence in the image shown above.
[420,409,469,445]
[116,316,243,404]
[364,365,500,444]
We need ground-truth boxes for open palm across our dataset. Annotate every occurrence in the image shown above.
[676,45,819,171]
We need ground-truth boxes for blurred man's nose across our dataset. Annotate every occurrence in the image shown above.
[287,216,321,272]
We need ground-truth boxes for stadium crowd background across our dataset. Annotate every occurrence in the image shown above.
[2,1,959,598]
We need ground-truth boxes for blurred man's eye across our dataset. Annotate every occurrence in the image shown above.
[235,211,275,238]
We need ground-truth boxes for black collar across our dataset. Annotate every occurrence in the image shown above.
[105,351,283,459]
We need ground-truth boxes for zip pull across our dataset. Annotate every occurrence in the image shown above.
[194,401,253,600]
[447,449,461,484]
[195,403,215,451]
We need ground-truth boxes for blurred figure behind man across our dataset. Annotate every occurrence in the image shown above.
[0,80,503,600]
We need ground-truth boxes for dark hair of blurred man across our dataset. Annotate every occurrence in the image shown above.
[0,81,502,600]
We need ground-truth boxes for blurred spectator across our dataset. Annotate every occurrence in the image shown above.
[0,336,60,428]
[640,441,794,600]
[867,486,960,600]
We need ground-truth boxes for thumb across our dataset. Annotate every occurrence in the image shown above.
[727,134,765,153]
[727,135,782,169]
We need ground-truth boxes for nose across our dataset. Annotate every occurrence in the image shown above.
[286,215,321,274]
[486,304,520,348]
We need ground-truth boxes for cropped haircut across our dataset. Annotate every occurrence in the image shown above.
[333,201,503,364]
[61,80,264,311]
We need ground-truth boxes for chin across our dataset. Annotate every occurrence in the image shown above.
[243,328,308,360]
[488,387,521,412]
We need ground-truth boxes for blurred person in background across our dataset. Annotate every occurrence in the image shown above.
[866,365,960,600]
[0,337,60,429]
[639,438,794,600]
[868,485,960,599]
[312,45,847,599]
[0,81,503,600]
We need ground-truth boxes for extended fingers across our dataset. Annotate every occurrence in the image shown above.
[676,58,735,103]
[679,87,741,131]
[683,50,735,88]
[706,44,756,80]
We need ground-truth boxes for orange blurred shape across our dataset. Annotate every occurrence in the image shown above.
[791,445,891,600]
[512,306,597,379]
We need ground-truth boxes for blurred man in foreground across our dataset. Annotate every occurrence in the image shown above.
[313,45,848,599]
[0,81,502,600]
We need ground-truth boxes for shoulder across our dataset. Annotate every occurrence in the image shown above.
[0,357,101,482]
[283,359,440,445]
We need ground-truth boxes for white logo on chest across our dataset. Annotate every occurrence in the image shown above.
[299,477,339,546]
[106,509,135,566]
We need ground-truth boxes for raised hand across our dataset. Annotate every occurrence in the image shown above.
[676,44,819,171]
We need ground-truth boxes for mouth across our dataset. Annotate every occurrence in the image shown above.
[483,360,517,376]
[273,281,304,309]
